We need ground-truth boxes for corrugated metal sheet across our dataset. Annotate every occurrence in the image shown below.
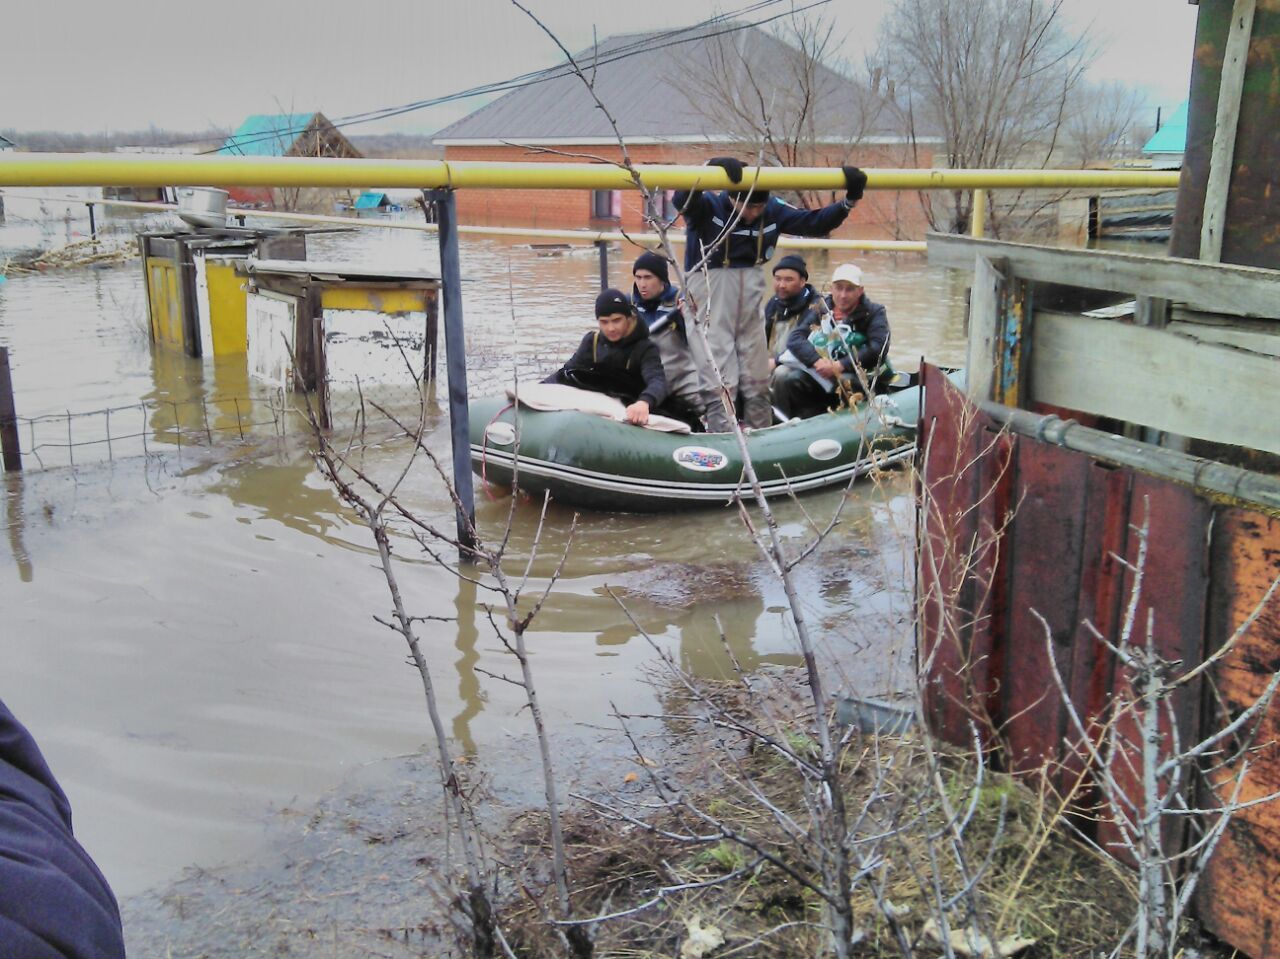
[918,366,1280,958]
[218,114,317,157]
[433,24,908,143]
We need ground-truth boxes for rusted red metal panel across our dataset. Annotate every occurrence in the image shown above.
[1000,440,1090,783]
[1196,820,1280,959]
[1092,475,1212,861]
[970,427,1017,744]
[1059,462,1131,825]
[917,371,1280,958]
[918,366,998,744]
[1196,508,1280,957]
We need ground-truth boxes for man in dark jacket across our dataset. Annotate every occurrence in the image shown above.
[673,159,868,431]
[546,287,669,427]
[771,262,891,420]
[630,251,704,428]
[763,254,829,361]
[1,696,126,959]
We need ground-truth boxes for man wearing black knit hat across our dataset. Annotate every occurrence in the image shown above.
[672,160,868,431]
[763,254,829,362]
[545,288,669,426]
[631,251,705,428]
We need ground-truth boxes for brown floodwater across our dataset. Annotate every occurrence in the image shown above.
[0,217,967,898]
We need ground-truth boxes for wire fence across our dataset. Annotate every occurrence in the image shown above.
[2,347,568,475]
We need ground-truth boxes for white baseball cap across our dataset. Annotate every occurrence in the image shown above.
[831,263,864,286]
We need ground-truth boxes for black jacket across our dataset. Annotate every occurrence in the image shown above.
[671,190,851,271]
[1,698,125,959]
[547,320,669,408]
[631,282,686,343]
[764,283,829,355]
[784,294,890,372]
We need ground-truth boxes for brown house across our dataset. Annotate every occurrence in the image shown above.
[432,24,939,238]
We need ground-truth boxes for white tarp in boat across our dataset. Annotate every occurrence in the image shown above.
[506,384,692,434]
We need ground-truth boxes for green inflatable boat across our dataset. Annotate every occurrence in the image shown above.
[469,370,962,512]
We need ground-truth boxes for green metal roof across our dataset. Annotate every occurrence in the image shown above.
[353,191,389,209]
[217,114,317,157]
[1142,102,1187,155]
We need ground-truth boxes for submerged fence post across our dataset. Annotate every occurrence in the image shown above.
[0,347,22,472]
[428,188,477,555]
[87,201,98,241]
[594,239,609,290]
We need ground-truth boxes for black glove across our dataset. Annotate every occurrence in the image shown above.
[707,156,745,185]
[843,165,868,203]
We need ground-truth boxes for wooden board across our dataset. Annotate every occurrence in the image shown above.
[1028,310,1280,455]
[928,232,1280,319]
[966,255,1004,402]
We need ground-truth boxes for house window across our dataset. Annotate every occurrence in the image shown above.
[646,190,680,224]
[591,190,621,220]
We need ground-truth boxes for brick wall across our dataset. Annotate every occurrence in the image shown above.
[441,142,936,240]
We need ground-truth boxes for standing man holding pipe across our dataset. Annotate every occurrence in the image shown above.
[673,160,868,431]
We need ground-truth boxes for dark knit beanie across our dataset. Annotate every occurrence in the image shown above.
[595,288,634,317]
[772,254,808,279]
[632,251,669,284]
[729,189,770,203]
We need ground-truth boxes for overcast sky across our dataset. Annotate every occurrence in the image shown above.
[2,0,1199,137]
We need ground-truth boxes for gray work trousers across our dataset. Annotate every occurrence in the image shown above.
[651,325,703,414]
[685,266,770,432]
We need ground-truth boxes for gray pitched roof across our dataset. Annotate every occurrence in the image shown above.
[433,24,910,144]
[0,134,16,149]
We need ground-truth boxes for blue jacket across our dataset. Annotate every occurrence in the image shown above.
[631,282,686,343]
[784,294,890,373]
[1,698,125,959]
[671,190,851,271]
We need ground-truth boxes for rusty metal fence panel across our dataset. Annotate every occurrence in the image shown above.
[917,365,1280,956]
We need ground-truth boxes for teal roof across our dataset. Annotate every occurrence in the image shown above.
[218,113,316,156]
[1143,101,1187,155]
[353,192,389,209]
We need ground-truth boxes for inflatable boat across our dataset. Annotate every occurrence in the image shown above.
[469,370,962,512]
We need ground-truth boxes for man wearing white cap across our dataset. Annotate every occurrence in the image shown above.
[770,262,891,420]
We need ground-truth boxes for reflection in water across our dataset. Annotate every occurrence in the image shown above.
[4,472,33,582]
[451,577,485,756]
[204,457,348,546]
[591,562,803,679]
[676,584,801,680]
[145,346,207,449]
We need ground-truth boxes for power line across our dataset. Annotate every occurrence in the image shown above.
[207,0,830,156]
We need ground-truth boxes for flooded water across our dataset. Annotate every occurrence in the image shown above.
[0,213,967,901]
